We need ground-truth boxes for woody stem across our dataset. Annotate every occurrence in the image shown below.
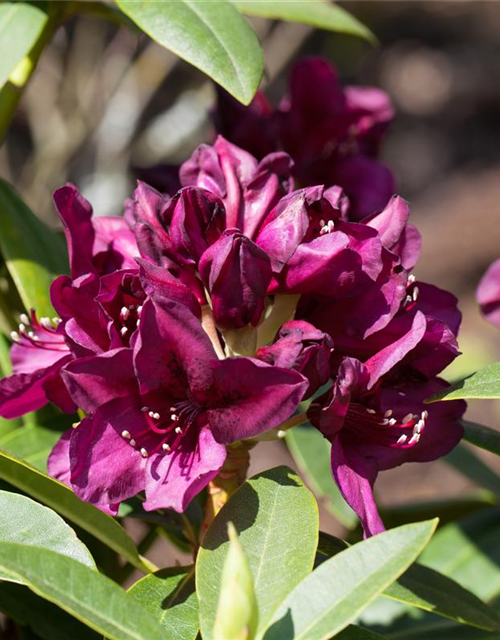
[201,441,254,539]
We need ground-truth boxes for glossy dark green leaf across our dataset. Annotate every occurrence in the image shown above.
[445,444,500,498]
[316,530,500,631]
[262,520,437,640]
[232,0,375,42]
[419,508,500,602]
[0,582,99,640]
[116,0,263,105]
[0,448,150,572]
[128,566,198,640]
[427,362,500,401]
[197,466,319,640]
[0,2,48,87]
[336,626,388,639]
[286,424,358,528]
[462,420,500,457]
[0,423,60,471]
[0,179,67,317]
[0,543,168,640]
[0,490,95,581]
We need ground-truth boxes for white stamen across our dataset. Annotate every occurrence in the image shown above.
[141,406,150,412]
[175,426,182,435]
[380,418,390,425]
[153,412,160,420]
[366,408,376,415]
[169,406,177,412]
[140,448,148,458]
[412,286,419,302]
[128,305,136,311]
[28,331,36,339]
[402,413,413,424]
[319,219,325,227]
[162,443,171,452]
[10,331,20,343]
[53,317,62,325]
[18,323,26,333]
[120,306,130,321]
[277,430,287,439]
[404,294,413,306]
[129,439,137,447]
[421,410,428,420]
[414,421,424,435]
[397,434,408,445]
[137,305,143,316]
[20,313,30,325]
[408,274,416,284]
[32,335,40,341]
[121,430,131,439]
[388,418,397,426]
[72,422,80,429]
[41,317,53,329]
[120,327,128,337]
[136,319,140,327]
[408,433,420,445]
[170,414,179,421]
[384,410,393,418]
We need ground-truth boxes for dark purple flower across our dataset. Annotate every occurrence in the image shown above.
[308,312,465,537]
[50,297,308,513]
[257,320,333,398]
[477,258,500,329]
[199,230,272,330]
[215,57,395,219]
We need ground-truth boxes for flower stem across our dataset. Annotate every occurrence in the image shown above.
[201,441,254,538]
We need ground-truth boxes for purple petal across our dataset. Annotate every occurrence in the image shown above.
[92,216,139,272]
[48,431,72,486]
[69,403,147,514]
[61,348,136,414]
[53,184,96,278]
[134,297,215,397]
[477,258,500,329]
[207,357,308,442]
[199,230,272,329]
[144,425,226,512]
[331,436,385,537]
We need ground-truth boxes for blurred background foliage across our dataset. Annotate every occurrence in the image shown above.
[1,0,500,592]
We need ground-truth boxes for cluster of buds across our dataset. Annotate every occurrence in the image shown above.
[0,57,465,536]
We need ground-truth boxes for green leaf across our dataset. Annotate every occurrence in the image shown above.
[316,531,500,631]
[0,448,150,573]
[0,542,169,640]
[286,424,358,528]
[427,362,500,401]
[0,179,67,317]
[0,423,61,471]
[0,582,99,640]
[232,0,375,43]
[116,0,263,105]
[0,490,95,581]
[128,566,198,640]
[214,523,259,640]
[462,420,500,457]
[335,626,388,639]
[384,618,500,639]
[0,2,49,87]
[197,466,319,640]
[445,444,500,498]
[385,564,500,631]
[419,508,500,602]
[261,520,438,640]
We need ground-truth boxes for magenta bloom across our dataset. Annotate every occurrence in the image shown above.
[308,312,465,537]
[477,258,500,328]
[49,296,307,513]
[215,57,395,219]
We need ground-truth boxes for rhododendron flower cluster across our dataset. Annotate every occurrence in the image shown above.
[0,58,466,536]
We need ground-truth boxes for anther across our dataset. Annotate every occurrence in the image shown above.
[120,306,130,321]
[412,287,419,302]
[402,413,413,424]
[121,430,131,439]
[140,448,148,458]
[41,317,53,329]
[408,433,420,445]
[366,408,376,415]
[404,295,413,306]
[52,317,62,325]
[10,331,20,343]
[175,426,183,435]
[421,410,428,420]
[141,406,150,412]
[129,439,137,446]
[28,331,36,339]
[120,327,128,337]
[72,421,80,429]
[19,323,26,333]
[397,434,408,445]
[408,274,416,284]
[277,430,286,439]
[162,443,171,452]
[170,414,179,421]
[20,313,30,325]
[137,305,143,316]
[388,418,397,426]
[384,410,393,418]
